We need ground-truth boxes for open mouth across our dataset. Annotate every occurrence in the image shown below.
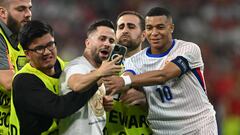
[100,50,109,58]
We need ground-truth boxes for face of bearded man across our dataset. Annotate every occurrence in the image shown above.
[7,13,21,34]
[5,0,32,34]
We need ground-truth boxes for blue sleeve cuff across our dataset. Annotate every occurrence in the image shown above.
[124,69,136,75]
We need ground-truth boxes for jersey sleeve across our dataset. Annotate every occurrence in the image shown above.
[174,42,203,70]
[124,58,140,75]
[0,35,11,70]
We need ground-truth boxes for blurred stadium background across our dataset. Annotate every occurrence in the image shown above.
[32,0,240,134]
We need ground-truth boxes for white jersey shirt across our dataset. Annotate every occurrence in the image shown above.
[59,56,106,135]
[124,39,216,135]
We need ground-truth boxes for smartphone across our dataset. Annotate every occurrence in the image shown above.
[108,44,127,65]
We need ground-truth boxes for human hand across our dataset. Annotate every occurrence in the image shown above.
[103,76,125,95]
[103,95,113,112]
[96,55,123,77]
[120,88,147,106]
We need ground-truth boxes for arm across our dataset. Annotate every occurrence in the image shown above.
[104,56,189,94]
[131,62,181,87]
[0,70,14,91]
[0,37,14,91]
[13,73,99,119]
[68,56,122,92]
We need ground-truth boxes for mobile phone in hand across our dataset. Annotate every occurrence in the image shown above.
[108,44,127,65]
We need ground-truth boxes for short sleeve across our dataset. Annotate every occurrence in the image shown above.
[174,42,203,70]
[124,58,140,75]
[0,35,10,70]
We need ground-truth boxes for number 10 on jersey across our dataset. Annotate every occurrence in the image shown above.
[156,86,173,103]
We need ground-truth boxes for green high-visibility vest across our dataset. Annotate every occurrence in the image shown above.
[0,27,27,135]
[104,100,152,135]
[9,57,65,135]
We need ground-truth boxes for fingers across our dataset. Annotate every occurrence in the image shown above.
[120,89,146,106]
[103,96,113,111]
[111,55,123,64]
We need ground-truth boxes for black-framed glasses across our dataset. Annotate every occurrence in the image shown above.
[28,41,56,54]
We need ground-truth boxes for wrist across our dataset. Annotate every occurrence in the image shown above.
[94,70,102,78]
[121,75,132,87]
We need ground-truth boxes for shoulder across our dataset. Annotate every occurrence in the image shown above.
[0,34,7,48]
[65,56,89,69]
[175,39,201,51]
[63,56,93,76]
[13,73,44,86]
[126,48,148,61]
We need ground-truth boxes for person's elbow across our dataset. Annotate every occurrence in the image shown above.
[69,83,81,92]
[0,77,13,91]
[2,81,12,91]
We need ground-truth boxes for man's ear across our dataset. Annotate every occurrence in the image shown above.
[85,38,90,48]
[170,24,175,34]
[0,7,7,20]
[141,30,146,42]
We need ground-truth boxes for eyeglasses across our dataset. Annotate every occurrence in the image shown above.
[28,41,56,54]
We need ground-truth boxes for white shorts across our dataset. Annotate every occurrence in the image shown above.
[183,118,218,135]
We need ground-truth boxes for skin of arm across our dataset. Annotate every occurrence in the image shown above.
[131,62,181,87]
[104,62,181,95]
[0,69,14,91]
[68,56,122,92]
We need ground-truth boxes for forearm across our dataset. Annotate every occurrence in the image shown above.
[0,70,14,91]
[50,84,99,118]
[130,62,181,87]
[13,74,99,119]
[68,70,100,92]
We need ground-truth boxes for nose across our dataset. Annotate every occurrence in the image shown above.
[122,26,129,34]
[151,27,159,36]
[103,39,112,47]
[25,8,32,19]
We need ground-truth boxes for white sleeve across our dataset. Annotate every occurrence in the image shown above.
[60,64,92,95]
[175,43,203,69]
[124,58,140,75]
[65,64,91,83]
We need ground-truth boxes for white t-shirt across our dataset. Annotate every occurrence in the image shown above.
[124,39,216,134]
[59,56,105,135]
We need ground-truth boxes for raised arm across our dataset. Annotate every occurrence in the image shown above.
[67,56,122,92]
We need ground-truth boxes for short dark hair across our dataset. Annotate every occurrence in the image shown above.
[87,19,115,37]
[116,11,145,31]
[19,20,54,50]
[146,7,172,20]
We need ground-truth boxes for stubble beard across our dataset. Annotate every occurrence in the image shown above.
[6,14,21,34]
[118,39,141,52]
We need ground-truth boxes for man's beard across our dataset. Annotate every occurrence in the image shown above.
[118,39,141,52]
[93,53,103,65]
[7,14,21,34]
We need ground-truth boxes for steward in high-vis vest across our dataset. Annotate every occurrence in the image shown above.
[9,20,99,135]
[0,0,32,134]
[0,20,27,134]
[9,58,65,135]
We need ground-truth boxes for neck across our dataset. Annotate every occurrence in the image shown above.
[126,44,142,58]
[42,68,55,76]
[151,40,172,54]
